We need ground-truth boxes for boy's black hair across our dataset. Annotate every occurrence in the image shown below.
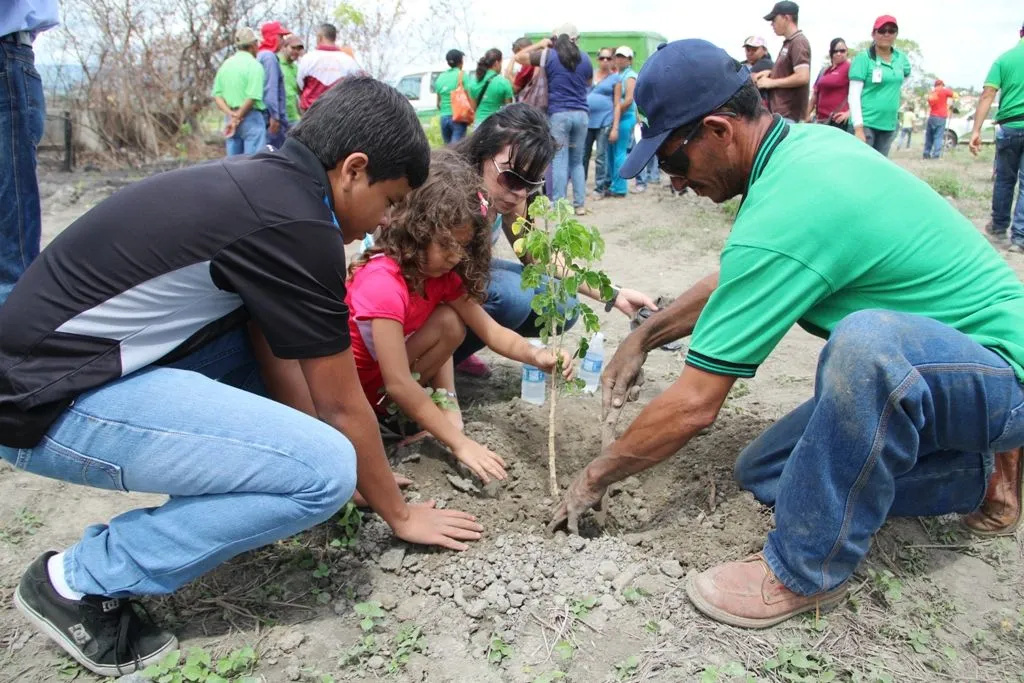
[289,76,430,188]
[453,103,556,186]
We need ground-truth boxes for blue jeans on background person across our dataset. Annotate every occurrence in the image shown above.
[991,125,1024,246]
[225,110,267,156]
[897,127,912,150]
[550,110,588,208]
[455,258,579,364]
[0,39,46,306]
[266,117,289,150]
[584,125,611,194]
[609,116,636,196]
[0,329,357,597]
[924,115,946,159]
[636,154,661,189]
[863,127,897,158]
[440,115,467,145]
[734,310,1023,596]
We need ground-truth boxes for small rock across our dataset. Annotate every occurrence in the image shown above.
[414,573,431,590]
[507,579,528,594]
[601,595,622,611]
[438,581,455,598]
[275,629,306,652]
[379,547,406,572]
[659,560,685,579]
[495,535,507,548]
[634,573,672,596]
[658,619,676,635]
[447,473,479,494]
[463,598,489,618]
[531,578,544,592]
[582,607,608,630]
[367,655,386,670]
[509,593,525,608]
[567,535,586,551]
[597,560,619,581]
[285,666,302,681]
[612,564,642,593]
[482,480,503,499]
[541,565,555,578]
[396,595,428,621]
[371,591,399,611]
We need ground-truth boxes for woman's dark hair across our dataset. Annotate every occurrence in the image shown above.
[290,76,429,188]
[349,149,491,302]
[452,103,556,188]
[829,37,846,55]
[552,33,581,71]
[475,48,503,82]
[512,36,532,54]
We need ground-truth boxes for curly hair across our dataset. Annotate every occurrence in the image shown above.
[349,149,491,302]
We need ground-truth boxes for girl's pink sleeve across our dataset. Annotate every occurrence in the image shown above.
[349,260,409,323]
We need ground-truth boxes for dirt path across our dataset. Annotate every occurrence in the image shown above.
[0,144,1021,683]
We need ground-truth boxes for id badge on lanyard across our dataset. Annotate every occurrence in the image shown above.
[872,64,883,84]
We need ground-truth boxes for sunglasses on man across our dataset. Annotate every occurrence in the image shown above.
[492,158,544,193]
[658,111,738,179]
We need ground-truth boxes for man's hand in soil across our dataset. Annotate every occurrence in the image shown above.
[453,438,507,484]
[391,499,483,551]
[601,335,647,413]
[547,468,607,535]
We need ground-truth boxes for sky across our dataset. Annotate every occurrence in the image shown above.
[32,0,1022,90]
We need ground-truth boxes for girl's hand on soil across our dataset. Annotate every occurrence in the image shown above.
[391,500,483,551]
[613,288,658,318]
[351,474,412,508]
[453,438,507,483]
[547,468,607,536]
[532,347,574,379]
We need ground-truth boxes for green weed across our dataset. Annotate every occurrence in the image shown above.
[762,645,838,682]
[0,507,42,544]
[331,502,363,548]
[924,172,963,198]
[487,634,513,665]
[141,646,258,683]
[615,654,640,680]
[354,601,385,632]
[569,595,598,619]
[700,661,755,682]
[389,623,426,673]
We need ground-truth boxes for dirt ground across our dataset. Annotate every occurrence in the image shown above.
[1,140,1022,683]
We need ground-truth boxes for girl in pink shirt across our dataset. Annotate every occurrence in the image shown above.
[346,150,573,484]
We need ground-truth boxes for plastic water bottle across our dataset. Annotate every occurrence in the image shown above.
[521,339,547,406]
[580,332,605,394]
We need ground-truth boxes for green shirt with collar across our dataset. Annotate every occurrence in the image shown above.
[985,39,1024,129]
[468,71,514,126]
[849,47,911,131]
[434,67,462,118]
[279,54,301,124]
[687,117,1024,381]
[212,50,266,111]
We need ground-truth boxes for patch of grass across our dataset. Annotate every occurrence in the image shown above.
[720,197,741,219]
[621,585,648,604]
[924,172,964,198]
[487,633,514,665]
[569,595,598,619]
[389,623,426,673]
[700,661,756,682]
[629,224,681,251]
[141,646,258,683]
[0,507,42,545]
[614,654,640,680]
[867,568,903,605]
[330,502,363,548]
[762,645,838,682]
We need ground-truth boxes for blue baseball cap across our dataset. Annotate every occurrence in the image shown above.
[620,40,751,179]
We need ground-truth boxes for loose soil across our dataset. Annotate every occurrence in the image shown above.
[0,143,1021,683]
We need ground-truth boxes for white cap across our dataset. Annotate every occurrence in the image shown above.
[553,23,580,40]
[615,45,634,59]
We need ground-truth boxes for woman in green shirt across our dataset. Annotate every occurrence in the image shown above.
[435,49,468,145]
[469,49,514,129]
[849,14,912,157]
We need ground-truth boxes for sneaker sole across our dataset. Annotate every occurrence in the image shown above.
[14,586,179,677]
[685,573,848,629]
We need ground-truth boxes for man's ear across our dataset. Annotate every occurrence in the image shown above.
[703,115,735,142]
[336,152,370,190]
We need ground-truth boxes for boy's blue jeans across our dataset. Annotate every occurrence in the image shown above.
[456,259,579,363]
[0,39,45,305]
[991,125,1024,244]
[0,329,357,597]
[735,310,1023,595]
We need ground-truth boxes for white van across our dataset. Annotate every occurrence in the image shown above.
[391,64,451,121]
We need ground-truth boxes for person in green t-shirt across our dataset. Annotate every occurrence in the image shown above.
[211,27,268,156]
[848,15,911,157]
[278,35,304,126]
[549,39,1024,629]
[435,49,468,145]
[972,22,1024,251]
[468,49,514,129]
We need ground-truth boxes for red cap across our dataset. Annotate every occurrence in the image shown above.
[262,21,291,36]
[873,15,898,31]
[934,78,944,87]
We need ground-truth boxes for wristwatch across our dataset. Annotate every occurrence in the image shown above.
[604,286,620,312]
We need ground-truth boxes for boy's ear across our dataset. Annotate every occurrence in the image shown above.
[337,152,370,188]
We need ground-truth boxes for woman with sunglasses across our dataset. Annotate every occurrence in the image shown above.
[451,104,657,376]
[806,38,851,130]
[584,48,620,198]
[849,15,912,156]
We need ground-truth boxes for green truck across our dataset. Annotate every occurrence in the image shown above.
[525,31,669,71]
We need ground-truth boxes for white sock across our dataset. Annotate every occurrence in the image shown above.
[47,552,85,601]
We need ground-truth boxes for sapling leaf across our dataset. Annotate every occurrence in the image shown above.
[513,238,526,256]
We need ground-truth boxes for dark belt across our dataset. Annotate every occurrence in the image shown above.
[1,31,33,46]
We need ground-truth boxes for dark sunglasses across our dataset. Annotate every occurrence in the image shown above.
[658,111,738,179]
[875,26,898,35]
[291,44,304,49]
[598,55,613,61]
[831,48,847,54]
[492,158,544,193]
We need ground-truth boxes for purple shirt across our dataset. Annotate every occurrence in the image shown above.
[541,48,593,115]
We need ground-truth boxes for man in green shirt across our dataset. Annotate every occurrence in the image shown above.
[972,21,1024,252]
[435,49,468,145]
[278,35,303,126]
[211,27,267,156]
[549,40,1024,628]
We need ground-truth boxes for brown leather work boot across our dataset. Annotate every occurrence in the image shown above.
[685,553,848,629]
[964,447,1023,537]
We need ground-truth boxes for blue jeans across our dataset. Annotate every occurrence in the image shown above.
[550,110,588,208]
[225,109,267,156]
[609,116,635,196]
[455,259,579,363]
[440,115,467,145]
[897,128,912,150]
[735,310,1023,595]
[992,125,1024,244]
[0,40,45,305]
[266,116,290,150]
[636,154,661,188]
[863,127,897,158]
[0,329,357,597]
[584,125,610,193]
[924,116,946,158]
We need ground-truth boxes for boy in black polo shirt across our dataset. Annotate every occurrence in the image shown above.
[0,77,483,677]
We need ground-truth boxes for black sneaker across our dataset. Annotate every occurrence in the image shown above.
[14,551,178,677]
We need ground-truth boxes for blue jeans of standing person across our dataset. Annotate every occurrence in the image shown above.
[991,125,1024,246]
[609,116,636,196]
[0,329,357,596]
[455,258,579,364]
[636,154,661,189]
[440,115,467,145]
[0,39,46,306]
[863,127,897,158]
[266,117,289,150]
[550,110,588,208]
[924,115,946,159]
[897,127,912,150]
[734,310,1024,596]
[225,110,267,156]
[584,125,610,194]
